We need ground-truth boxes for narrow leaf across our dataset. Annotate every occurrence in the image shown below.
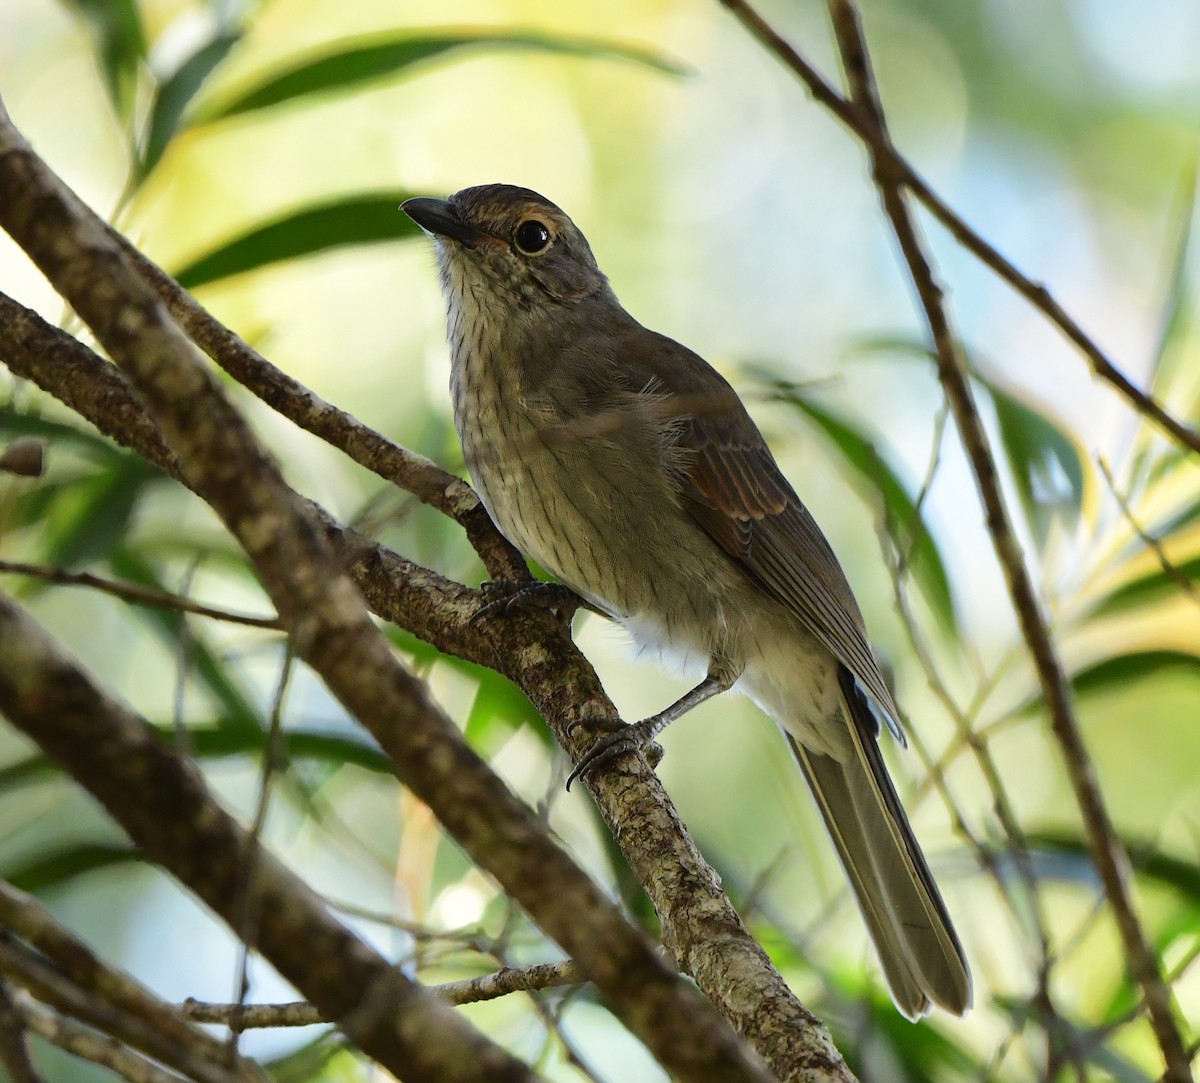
[756,374,958,635]
[61,0,146,124]
[195,30,685,124]
[138,31,241,182]
[5,843,146,894]
[982,378,1085,544]
[173,193,422,288]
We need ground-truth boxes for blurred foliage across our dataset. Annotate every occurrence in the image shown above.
[1,0,1199,1080]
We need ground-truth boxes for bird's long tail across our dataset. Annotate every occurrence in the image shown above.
[787,668,971,1019]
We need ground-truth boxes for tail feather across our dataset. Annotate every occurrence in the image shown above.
[787,668,971,1019]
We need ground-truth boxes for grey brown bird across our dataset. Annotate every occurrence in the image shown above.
[403,184,971,1019]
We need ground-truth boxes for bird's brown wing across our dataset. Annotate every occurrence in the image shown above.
[675,377,900,726]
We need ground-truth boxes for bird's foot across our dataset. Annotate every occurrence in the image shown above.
[471,580,590,626]
[565,717,665,790]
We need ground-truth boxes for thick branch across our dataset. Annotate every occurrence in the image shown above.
[716,0,1200,457]
[822,3,1192,1080]
[0,105,775,1083]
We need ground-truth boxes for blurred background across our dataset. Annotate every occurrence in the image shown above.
[1,0,1198,1079]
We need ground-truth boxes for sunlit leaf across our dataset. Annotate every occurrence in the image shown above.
[1090,553,1200,616]
[194,30,685,124]
[61,0,146,125]
[1148,161,1198,407]
[173,193,423,288]
[137,31,242,181]
[466,672,545,750]
[754,372,958,635]
[1071,649,1200,700]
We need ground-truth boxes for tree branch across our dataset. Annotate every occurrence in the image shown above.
[180,960,587,1028]
[819,3,1192,1080]
[0,561,281,628]
[716,0,1200,457]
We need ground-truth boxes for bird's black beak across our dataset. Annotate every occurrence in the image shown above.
[402,197,479,246]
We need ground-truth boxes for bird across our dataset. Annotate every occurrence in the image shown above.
[403,183,971,1019]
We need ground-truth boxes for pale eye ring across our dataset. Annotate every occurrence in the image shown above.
[515,219,551,254]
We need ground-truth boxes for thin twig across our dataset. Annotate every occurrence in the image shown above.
[716,0,1200,458]
[0,560,280,628]
[228,643,295,1057]
[0,933,257,1083]
[818,3,1192,1079]
[180,960,587,1027]
[1096,457,1200,609]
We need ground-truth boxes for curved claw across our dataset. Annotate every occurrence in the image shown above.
[565,721,661,790]
[471,581,586,626]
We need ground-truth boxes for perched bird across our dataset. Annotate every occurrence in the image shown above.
[403,184,971,1019]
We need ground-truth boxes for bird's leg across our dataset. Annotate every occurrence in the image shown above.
[565,663,739,790]
[471,580,605,626]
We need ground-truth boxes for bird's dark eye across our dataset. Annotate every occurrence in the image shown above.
[515,219,551,254]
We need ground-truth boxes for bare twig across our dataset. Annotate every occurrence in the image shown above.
[1096,457,1200,609]
[180,960,587,1028]
[716,0,1200,458]
[0,560,281,628]
[818,3,1192,1079]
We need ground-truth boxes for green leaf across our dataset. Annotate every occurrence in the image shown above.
[1148,160,1198,405]
[1091,553,1200,616]
[137,31,242,182]
[61,0,146,125]
[4,843,146,894]
[173,192,423,288]
[194,30,685,124]
[43,454,165,567]
[982,378,1086,545]
[466,671,544,750]
[1072,649,1200,699]
[0,726,393,808]
[755,373,958,636]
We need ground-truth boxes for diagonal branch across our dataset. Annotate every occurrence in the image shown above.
[716,0,1200,458]
[819,3,1192,1080]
